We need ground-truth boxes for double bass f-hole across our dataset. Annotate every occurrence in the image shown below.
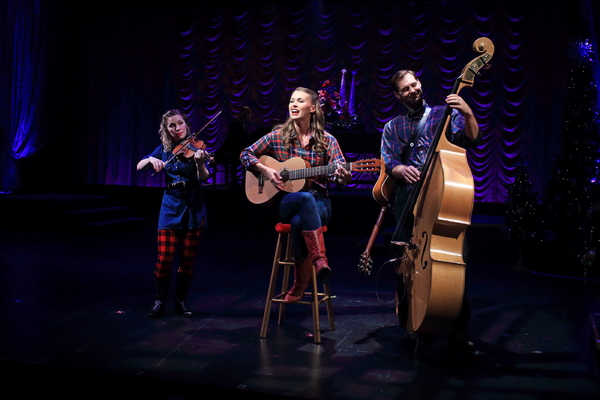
[419,231,429,270]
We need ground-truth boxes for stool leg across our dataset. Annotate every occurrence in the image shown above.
[310,266,322,343]
[277,266,288,326]
[278,233,293,325]
[261,233,284,338]
[324,280,335,331]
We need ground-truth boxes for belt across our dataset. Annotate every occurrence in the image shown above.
[166,181,197,190]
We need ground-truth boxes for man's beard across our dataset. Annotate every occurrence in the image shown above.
[403,90,423,109]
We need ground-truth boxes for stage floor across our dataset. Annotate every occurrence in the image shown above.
[1,188,600,399]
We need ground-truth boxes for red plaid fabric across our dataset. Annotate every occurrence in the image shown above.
[154,229,202,278]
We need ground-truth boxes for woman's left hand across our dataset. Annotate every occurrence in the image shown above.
[334,164,352,185]
[194,149,208,162]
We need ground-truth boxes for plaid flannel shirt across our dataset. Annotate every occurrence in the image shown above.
[381,100,471,176]
[240,130,346,190]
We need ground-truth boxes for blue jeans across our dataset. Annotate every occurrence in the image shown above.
[279,191,332,259]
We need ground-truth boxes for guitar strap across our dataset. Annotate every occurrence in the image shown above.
[393,105,431,221]
[401,105,431,165]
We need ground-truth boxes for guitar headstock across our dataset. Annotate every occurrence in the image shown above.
[358,252,373,276]
[350,159,381,172]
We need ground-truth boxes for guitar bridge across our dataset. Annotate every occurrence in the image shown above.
[258,174,264,194]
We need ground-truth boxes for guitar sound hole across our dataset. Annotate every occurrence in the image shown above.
[280,170,290,182]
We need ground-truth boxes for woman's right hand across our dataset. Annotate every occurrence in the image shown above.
[150,157,165,172]
[139,156,165,172]
[257,164,284,190]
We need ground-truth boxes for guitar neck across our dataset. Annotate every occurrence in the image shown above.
[288,162,351,180]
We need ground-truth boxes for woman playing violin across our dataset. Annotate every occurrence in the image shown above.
[137,109,210,318]
[240,87,352,303]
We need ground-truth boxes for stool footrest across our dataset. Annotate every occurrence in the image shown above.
[296,296,331,306]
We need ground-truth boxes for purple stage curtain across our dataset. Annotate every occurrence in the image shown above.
[0,0,48,192]
[83,1,575,202]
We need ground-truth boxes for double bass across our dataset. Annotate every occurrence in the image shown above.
[389,38,494,335]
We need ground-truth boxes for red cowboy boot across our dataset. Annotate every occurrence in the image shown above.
[302,226,331,281]
[284,256,312,304]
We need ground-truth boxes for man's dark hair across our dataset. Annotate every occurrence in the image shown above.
[390,70,417,92]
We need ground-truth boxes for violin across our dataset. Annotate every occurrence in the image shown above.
[173,137,214,162]
[151,110,222,176]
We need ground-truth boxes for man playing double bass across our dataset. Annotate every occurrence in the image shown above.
[380,69,480,355]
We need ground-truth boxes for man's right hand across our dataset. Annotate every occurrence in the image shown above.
[393,164,420,184]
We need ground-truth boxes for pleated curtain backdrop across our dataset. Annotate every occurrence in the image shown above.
[81,1,577,202]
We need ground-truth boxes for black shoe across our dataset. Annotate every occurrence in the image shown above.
[149,276,170,318]
[174,273,194,316]
[175,299,194,317]
[414,333,437,359]
[449,338,475,355]
[148,299,166,318]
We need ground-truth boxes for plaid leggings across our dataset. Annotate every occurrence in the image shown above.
[154,229,202,278]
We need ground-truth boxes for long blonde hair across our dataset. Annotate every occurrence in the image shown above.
[158,109,191,151]
[274,87,328,153]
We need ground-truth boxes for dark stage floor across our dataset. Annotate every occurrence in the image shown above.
[1,186,600,399]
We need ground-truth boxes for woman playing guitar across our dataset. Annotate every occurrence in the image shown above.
[240,87,352,304]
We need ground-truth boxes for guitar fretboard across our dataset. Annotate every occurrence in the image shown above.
[288,162,352,180]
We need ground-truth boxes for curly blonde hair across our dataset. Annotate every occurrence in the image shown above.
[158,109,191,151]
[274,87,328,153]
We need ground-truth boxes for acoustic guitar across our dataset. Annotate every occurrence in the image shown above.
[357,205,387,275]
[372,156,396,207]
[245,155,381,204]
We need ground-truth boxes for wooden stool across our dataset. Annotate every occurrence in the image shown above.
[260,223,335,343]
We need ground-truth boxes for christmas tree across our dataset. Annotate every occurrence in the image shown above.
[544,39,600,275]
[505,163,540,271]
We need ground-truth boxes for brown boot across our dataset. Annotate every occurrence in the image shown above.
[302,226,331,281]
[284,256,312,304]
